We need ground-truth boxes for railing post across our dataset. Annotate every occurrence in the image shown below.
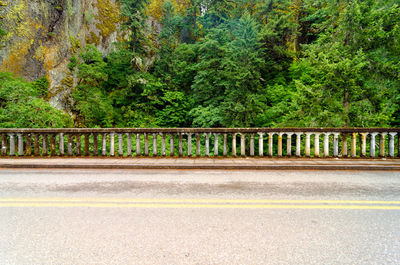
[93,133,98,156]
[342,133,348,157]
[9,134,15,156]
[170,134,175,157]
[161,133,166,156]
[305,133,311,157]
[119,134,123,157]
[50,134,56,156]
[286,133,293,157]
[370,133,377,158]
[68,134,73,156]
[389,132,396,158]
[136,133,141,156]
[295,133,302,157]
[59,133,64,156]
[360,133,367,157]
[214,133,219,157]
[277,133,283,157]
[333,133,339,157]
[144,133,149,156]
[17,134,24,156]
[179,133,183,157]
[127,133,132,157]
[268,133,274,157]
[351,132,357,157]
[250,134,254,157]
[232,134,237,157]
[196,134,201,157]
[102,134,107,156]
[314,133,321,157]
[154,133,158,157]
[223,133,228,157]
[240,133,245,157]
[258,133,264,157]
[324,133,330,157]
[379,133,387,157]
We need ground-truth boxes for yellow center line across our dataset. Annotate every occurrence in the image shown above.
[0,198,400,204]
[0,202,400,210]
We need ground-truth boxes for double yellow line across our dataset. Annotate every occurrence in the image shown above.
[0,198,400,210]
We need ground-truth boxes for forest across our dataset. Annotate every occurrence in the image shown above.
[0,0,399,128]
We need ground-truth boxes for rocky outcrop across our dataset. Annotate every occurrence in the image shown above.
[0,0,121,110]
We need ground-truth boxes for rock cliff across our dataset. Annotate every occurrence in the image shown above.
[0,0,121,109]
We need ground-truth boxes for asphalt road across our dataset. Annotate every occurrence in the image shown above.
[0,169,400,264]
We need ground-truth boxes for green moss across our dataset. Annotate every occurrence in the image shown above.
[95,0,120,42]
[85,31,100,46]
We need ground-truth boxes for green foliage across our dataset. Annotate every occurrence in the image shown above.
[2,0,400,128]
[0,73,73,128]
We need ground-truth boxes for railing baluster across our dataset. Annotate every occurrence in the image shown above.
[379,133,387,157]
[277,133,283,157]
[119,134,123,156]
[110,133,115,156]
[286,133,293,157]
[170,134,175,157]
[59,133,64,156]
[136,133,141,156]
[314,133,320,157]
[17,134,24,156]
[268,133,274,157]
[295,133,302,157]
[258,133,264,157]
[333,133,339,157]
[360,133,367,157]
[42,134,48,156]
[85,134,90,156]
[196,134,201,157]
[101,134,106,156]
[161,133,166,156]
[232,134,237,157]
[144,133,149,156]
[342,133,348,157]
[240,134,245,157]
[250,134,254,157]
[68,134,73,156]
[389,132,396,158]
[50,134,56,156]
[187,134,192,157]
[1,134,7,156]
[223,133,228,157]
[179,133,183,157]
[93,133,98,156]
[26,134,32,156]
[305,133,311,157]
[154,133,158,156]
[214,133,219,157]
[351,132,357,157]
[76,134,81,156]
[370,133,377,157]
[34,134,40,156]
[9,134,15,156]
[323,133,330,157]
[127,133,132,157]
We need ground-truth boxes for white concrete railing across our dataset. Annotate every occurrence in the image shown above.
[0,128,399,158]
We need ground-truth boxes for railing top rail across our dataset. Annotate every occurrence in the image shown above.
[0,128,399,134]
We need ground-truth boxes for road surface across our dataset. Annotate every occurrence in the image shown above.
[0,168,400,264]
